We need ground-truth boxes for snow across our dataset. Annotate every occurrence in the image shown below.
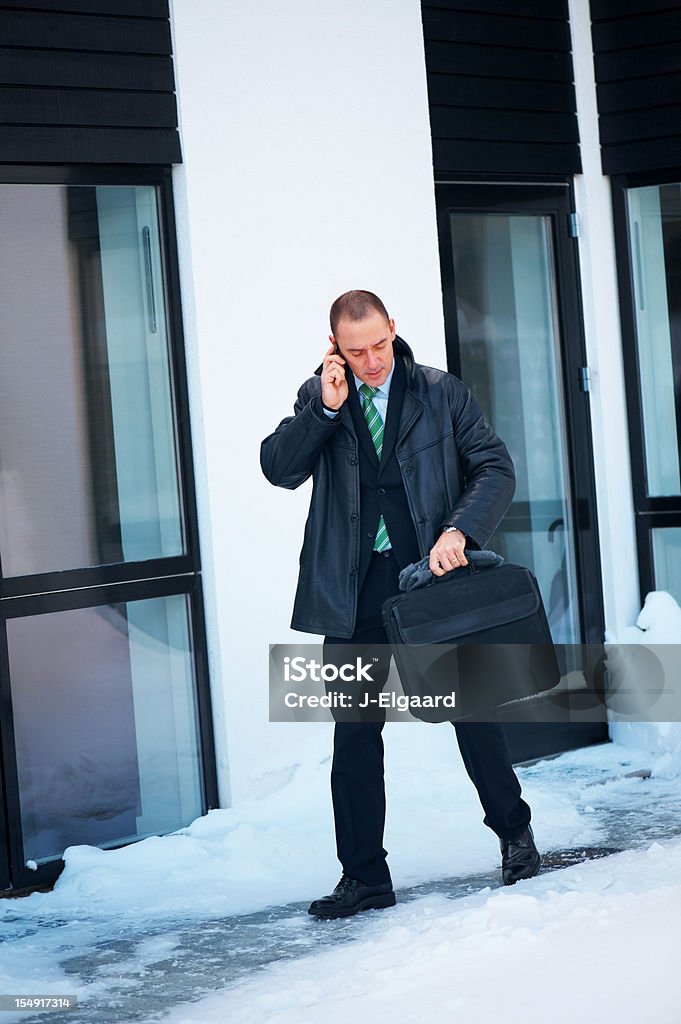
[2,726,602,923]
[607,589,681,771]
[160,838,681,1024]
[609,590,681,644]
[1,594,680,1022]
[1,732,679,1024]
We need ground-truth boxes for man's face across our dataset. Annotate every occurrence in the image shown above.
[331,311,396,387]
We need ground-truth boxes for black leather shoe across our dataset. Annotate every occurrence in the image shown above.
[500,825,541,885]
[308,874,396,919]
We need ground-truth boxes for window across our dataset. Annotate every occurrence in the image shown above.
[8,593,202,864]
[615,179,681,604]
[0,170,215,893]
[626,185,681,499]
[0,184,184,577]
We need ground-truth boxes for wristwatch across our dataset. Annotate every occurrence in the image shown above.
[443,525,464,535]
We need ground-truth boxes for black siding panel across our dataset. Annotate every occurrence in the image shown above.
[0,0,168,14]
[432,138,581,174]
[0,87,177,128]
[594,40,681,81]
[0,2,180,164]
[427,72,576,113]
[0,10,171,53]
[425,41,573,83]
[424,7,570,49]
[422,0,568,17]
[0,48,174,91]
[591,0,681,19]
[597,72,681,112]
[592,9,681,49]
[600,105,681,145]
[0,125,181,163]
[422,3,580,175]
[430,106,578,144]
[600,136,681,175]
[591,1,681,174]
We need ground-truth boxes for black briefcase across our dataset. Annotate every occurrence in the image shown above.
[381,558,561,723]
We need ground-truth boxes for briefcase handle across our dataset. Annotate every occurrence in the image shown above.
[398,548,504,592]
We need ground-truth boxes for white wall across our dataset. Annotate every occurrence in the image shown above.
[568,0,640,638]
[169,0,446,804]
[169,0,653,807]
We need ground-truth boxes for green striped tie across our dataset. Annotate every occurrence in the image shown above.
[359,383,391,553]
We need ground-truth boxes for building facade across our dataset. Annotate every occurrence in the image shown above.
[0,0,679,893]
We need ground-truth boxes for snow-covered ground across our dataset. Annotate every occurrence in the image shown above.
[2,591,680,1023]
[163,836,681,1024]
[1,730,680,1024]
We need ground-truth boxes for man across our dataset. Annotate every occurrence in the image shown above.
[261,290,540,919]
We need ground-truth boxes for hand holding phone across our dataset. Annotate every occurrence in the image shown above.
[321,340,348,411]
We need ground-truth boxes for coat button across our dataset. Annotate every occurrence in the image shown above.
[349,566,358,575]
[349,457,358,465]
[351,513,359,522]
[368,531,375,539]
[377,487,386,496]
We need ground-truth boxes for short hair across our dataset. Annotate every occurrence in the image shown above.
[329,290,389,337]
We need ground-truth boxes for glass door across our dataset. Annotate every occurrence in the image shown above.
[437,184,603,647]
[615,180,681,603]
[437,183,606,756]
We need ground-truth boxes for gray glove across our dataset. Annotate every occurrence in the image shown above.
[398,549,505,593]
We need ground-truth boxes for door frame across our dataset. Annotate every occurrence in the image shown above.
[435,180,605,645]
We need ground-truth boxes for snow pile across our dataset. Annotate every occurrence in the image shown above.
[612,590,681,644]
[607,591,681,773]
[0,726,610,924]
[160,837,681,1024]
[5,592,680,928]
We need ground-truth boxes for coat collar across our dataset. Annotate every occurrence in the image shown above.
[313,334,415,377]
[339,348,423,459]
[316,336,422,452]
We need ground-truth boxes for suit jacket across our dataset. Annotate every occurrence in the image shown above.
[345,355,421,590]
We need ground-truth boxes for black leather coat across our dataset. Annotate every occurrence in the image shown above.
[260,337,515,637]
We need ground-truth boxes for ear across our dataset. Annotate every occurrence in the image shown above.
[388,318,396,340]
[329,333,340,354]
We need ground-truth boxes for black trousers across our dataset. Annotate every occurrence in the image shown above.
[324,550,532,887]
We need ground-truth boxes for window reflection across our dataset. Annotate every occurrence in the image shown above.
[7,594,203,863]
[651,528,681,606]
[626,184,681,497]
[450,212,579,645]
[0,184,184,577]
